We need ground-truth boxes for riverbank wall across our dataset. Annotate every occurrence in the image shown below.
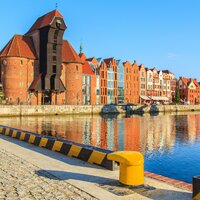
[0,104,200,116]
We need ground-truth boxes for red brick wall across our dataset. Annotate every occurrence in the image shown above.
[99,62,108,104]
[1,57,37,104]
[124,61,140,104]
[64,63,83,105]
[91,74,96,105]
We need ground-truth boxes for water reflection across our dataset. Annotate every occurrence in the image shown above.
[0,112,200,152]
[1,112,200,183]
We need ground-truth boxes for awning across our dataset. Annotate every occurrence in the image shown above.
[149,96,169,101]
[140,95,151,100]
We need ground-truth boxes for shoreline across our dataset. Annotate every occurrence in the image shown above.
[0,104,199,117]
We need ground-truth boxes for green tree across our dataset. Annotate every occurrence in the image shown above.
[174,88,180,103]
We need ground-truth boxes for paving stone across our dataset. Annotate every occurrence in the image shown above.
[0,148,96,200]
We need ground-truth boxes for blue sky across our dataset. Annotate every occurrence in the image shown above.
[1,0,200,79]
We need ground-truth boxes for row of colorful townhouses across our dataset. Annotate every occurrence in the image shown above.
[0,10,199,105]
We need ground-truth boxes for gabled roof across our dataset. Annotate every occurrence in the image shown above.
[150,67,157,71]
[79,53,87,61]
[62,40,82,63]
[27,10,63,34]
[96,58,102,63]
[193,79,199,87]
[138,64,145,70]
[162,70,173,74]
[180,77,199,87]
[132,60,138,66]
[123,61,131,66]
[0,34,37,59]
[82,61,95,75]
[181,77,190,86]
[104,57,114,65]
[86,57,95,62]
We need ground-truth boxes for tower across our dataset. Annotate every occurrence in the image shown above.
[27,10,67,104]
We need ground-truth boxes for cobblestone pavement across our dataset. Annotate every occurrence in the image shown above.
[0,148,96,200]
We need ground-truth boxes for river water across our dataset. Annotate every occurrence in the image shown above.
[0,112,200,183]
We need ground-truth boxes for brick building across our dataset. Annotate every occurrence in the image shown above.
[162,70,176,101]
[123,61,140,104]
[178,77,200,104]
[0,10,90,105]
[139,64,147,103]
[0,9,178,106]
[98,58,118,104]
[80,53,96,105]
[0,35,38,104]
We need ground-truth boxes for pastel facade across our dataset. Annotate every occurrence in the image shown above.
[146,69,154,96]
[117,60,124,104]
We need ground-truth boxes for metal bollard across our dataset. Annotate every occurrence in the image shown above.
[108,151,144,186]
[193,176,200,200]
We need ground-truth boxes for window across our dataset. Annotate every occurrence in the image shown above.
[52,56,56,61]
[19,82,24,87]
[54,30,59,43]
[53,44,56,53]
[20,60,23,65]
[52,65,56,73]
[87,76,90,84]
[141,84,145,89]
[82,76,86,84]
[76,65,79,71]
[142,72,144,77]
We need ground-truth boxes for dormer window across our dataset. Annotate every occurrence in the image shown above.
[56,19,62,28]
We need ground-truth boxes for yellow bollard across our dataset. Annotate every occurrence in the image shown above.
[107,151,144,186]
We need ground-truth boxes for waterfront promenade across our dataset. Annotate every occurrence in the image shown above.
[0,134,192,200]
[0,148,94,200]
[0,104,200,116]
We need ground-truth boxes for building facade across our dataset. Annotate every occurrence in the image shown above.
[123,61,140,104]
[98,58,118,104]
[117,60,124,104]
[178,77,200,105]
[0,9,178,106]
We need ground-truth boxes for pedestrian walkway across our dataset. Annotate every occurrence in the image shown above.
[0,149,95,200]
[0,135,192,200]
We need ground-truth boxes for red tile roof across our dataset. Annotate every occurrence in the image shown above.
[0,34,37,59]
[79,53,87,61]
[27,10,63,34]
[82,61,94,75]
[193,80,199,87]
[62,40,83,63]
[181,77,190,86]
[181,77,199,87]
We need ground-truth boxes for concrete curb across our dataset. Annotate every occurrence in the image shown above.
[0,125,117,170]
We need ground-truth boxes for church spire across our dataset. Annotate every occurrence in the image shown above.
[80,42,83,54]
